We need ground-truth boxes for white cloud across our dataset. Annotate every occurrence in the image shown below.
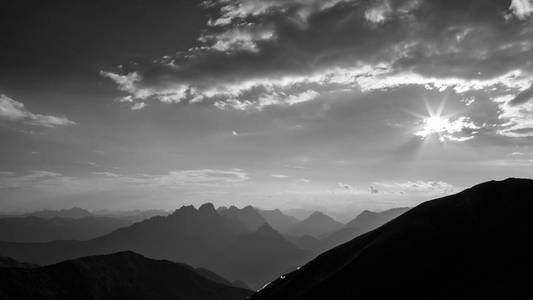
[414,116,483,142]
[510,0,533,20]
[199,25,276,53]
[373,180,458,195]
[131,102,146,110]
[0,169,250,191]
[509,151,525,156]
[271,174,289,179]
[494,95,533,137]
[285,90,320,106]
[204,0,354,27]
[365,1,392,24]
[0,95,76,128]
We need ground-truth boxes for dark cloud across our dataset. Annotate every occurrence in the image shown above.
[510,84,533,105]
[99,0,532,117]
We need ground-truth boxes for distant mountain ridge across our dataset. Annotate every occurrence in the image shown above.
[0,203,311,288]
[288,211,344,238]
[218,205,267,232]
[256,209,299,234]
[207,223,313,289]
[0,251,252,300]
[0,216,138,242]
[28,207,92,219]
[251,178,533,299]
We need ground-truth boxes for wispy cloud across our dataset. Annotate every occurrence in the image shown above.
[271,174,289,179]
[0,95,76,128]
[0,169,250,191]
[373,180,458,195]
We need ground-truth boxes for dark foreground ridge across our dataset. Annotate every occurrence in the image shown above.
[0,251,252,300]
[251,178,533,299]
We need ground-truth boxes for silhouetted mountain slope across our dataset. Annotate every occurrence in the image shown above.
[206,223,313,290]
[0,257,37,268]
[345,207,410,230]
[218,205,266,232]
[288,211,343,238]
[251,178,533,299]
[256,209,298,234]
[318,207,410,251]
[0,251,252,300]
[0,216,137,242]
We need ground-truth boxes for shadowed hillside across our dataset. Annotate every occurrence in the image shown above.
[251,178,533,299]
[0,251,252,300]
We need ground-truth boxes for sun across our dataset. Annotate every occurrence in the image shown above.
[413,98,461,142]
[417,115,451,138]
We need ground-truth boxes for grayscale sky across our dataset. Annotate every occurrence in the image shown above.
[1,0,533,216]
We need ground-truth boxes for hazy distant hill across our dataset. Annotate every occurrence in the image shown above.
[256,209,299,234]
[27,207,92,219]
[0,216,137,242]
[218,205,267,232]
[251,178,533,299]
[0,203,311,288]
[0,251,252,300]
[287,211,344,238]
[205,223,313,289]
[318,207,410,251]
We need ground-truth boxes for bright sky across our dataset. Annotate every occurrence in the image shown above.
[1,0,533,217]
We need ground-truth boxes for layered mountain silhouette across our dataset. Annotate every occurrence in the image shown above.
[207,223,313,289]
[0,251,252,300]
[0,203,310,288]
[287,211,344,238]
[218,205,267,232]
[27,207,92,219]
[251,178,533,299]
[256,209,299,234]
[0,216,137,242]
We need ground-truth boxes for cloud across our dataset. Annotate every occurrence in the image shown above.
[131,102,146,110]
[510,151,526,156]
[100,0,533,139]
[494,95,533,137]
[370,186,379,194]
[414,116,483,142]
[373,180,458,195]
[509,0,533,20]
[0,170,65,188]
[271,174,289,179]
[0,95,76,128]
[337,182,353,190]
[509,84,533,105]
[0,169,250,191]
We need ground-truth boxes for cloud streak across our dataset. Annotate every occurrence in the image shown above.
[0,95,76,128]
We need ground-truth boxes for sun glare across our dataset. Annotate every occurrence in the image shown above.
[417,115,452,138]
[414,100,479,142]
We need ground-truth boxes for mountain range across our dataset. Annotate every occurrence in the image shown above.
[0,251,252,300]
[0,203,312,288]
[251,178,533,299]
